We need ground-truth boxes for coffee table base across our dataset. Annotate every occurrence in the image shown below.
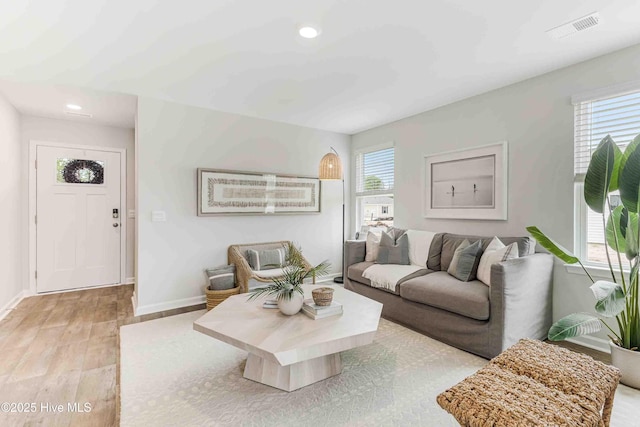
[243,353,343,392]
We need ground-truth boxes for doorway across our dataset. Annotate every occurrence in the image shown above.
[32,143,126,293]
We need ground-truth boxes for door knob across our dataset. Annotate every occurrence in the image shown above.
[113,223,119,228]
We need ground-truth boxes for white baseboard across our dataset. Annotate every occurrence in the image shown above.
[0,290,29,321]
[134,294,206,317]
[125,277,135,285]
[316,273,342,283]
[566,336,610,354]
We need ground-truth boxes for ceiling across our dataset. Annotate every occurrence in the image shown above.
[0,80,137,128]
[0,0,639,134]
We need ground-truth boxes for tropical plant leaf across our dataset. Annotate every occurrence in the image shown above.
[618,134,640,180]
[605,205,638,257]
[584,135,616,213]
[590,280,626,317]
[526,226,579,264]
[625,208,639,260]
[619,137,640,213]
[548,313,602,341]
[609,142,624,191]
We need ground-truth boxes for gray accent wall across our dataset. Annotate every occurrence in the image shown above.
[136,98,350,314]
[351,43,640,350]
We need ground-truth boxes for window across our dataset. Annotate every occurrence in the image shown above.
[355,145,394,230]
[574,85,640,265]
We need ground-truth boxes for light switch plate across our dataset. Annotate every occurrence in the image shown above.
[151,211,166,222]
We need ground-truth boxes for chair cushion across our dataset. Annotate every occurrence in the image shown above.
[347,262,429,294]
[400,271,490,320]
[252,268,286,279]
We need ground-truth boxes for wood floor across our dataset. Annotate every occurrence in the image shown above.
[0,284,203,427]
[0,284,611,427]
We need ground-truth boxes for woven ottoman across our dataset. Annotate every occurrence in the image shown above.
[437,339,621,427]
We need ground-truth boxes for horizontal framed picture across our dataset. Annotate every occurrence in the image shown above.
[423,142,508,220]
[197,169,321,216]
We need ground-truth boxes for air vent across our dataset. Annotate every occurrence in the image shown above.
[64,110,93,118]
[546,12,600,39]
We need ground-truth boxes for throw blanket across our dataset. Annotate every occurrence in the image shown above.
[362,264,426,292]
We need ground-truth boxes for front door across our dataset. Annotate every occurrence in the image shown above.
[36,145,122,293]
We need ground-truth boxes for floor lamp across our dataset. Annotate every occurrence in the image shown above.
[319,147,344,284]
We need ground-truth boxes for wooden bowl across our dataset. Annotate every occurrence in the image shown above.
[312,287,334,306]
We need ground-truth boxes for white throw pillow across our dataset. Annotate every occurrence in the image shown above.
[477,237,519,285]
[365,231,382,262]
[406,230,436,267]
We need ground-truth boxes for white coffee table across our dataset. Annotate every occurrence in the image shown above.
[193,284,382,392]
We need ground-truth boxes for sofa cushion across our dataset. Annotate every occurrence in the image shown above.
[377,233,410,265]
[439,234,535,272]
[348,261,375,287]
[400,271,490,320]
[347,261,429,294]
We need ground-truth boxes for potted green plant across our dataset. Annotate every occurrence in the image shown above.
[527,134,640,389]
[247,243,330,315]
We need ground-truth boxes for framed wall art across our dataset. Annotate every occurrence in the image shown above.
[423,142,508,220]
[197,169,321,216]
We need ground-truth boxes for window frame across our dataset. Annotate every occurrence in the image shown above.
[572,81,640,274]
[353,142,395,232]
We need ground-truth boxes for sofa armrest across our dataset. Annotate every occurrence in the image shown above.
[345,240,366,270]
[488,253,554,356]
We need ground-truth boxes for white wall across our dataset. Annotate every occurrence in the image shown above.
[352,43,640,351]
[0,93,23,314]
[21,116,136,282]
[135,97,350,314]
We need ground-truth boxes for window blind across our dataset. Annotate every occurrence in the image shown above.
[574,89,640,178]
[355,147,394,196]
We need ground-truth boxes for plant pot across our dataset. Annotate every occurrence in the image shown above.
[277,293,304,316]
[610,341,640,389]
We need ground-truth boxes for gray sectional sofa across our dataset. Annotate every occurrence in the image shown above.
[344,232,554,359]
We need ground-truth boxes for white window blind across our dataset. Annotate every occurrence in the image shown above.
[574,89,640,178]
[355,147,394,196]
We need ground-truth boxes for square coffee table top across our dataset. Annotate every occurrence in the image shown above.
[193,284,382,366]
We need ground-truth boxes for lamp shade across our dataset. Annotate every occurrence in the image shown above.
[318,151,343,180]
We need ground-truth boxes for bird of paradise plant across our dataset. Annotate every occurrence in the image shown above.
[527,134,639,352]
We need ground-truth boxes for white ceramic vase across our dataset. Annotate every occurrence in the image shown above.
[278,293,304,316]
[610,342,640,389]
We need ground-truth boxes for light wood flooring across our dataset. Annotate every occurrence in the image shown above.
[0,284,611,426]
[0,284,203,427]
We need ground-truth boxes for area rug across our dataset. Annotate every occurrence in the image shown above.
[120,311,640,427]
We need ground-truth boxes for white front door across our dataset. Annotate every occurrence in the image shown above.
[36,145,122,293]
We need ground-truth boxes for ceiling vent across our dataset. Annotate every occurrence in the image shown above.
[64,110,93,118]
[546,12,600,39]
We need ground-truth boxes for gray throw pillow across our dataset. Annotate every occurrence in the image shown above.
[247,248,286,270]
[447,239,484,282]
[205,264,236,290]
[376,232,410,265]
[386,226,407,243]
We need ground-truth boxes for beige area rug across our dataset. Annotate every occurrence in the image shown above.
[120,311,640,427]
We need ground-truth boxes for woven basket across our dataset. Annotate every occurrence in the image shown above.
[205,286,240,311]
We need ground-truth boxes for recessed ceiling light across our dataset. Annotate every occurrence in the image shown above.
[299,26,320,39]
[66,104,82,110]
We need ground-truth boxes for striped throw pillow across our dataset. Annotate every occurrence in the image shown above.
[247,248,286,271]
